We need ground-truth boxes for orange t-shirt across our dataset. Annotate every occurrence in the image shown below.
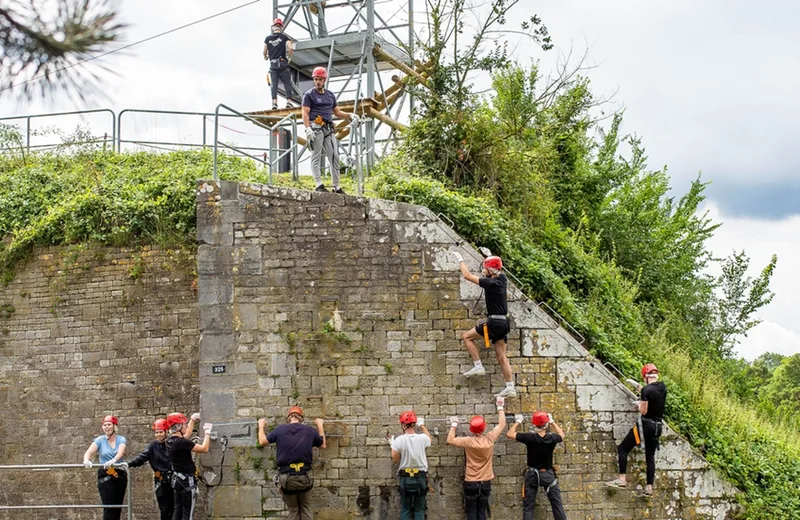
[448,431,500,482]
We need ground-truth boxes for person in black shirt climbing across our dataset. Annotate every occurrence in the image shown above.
[128,418,176,520]
[166,412,212,520]
[454,251,516,398]
[508,411,568,520]
[606,363,667,496]
[263,18,295,109]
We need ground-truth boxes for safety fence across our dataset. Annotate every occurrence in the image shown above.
[0,106,373,195]
[0,463,132,519]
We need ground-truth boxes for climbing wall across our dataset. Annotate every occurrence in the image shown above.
[195,181,739,520]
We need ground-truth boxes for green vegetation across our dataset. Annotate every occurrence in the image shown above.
[1,60,799,517]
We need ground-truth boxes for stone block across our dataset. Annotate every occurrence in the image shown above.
[208,485,261,517]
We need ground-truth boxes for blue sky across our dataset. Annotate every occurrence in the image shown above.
[1,0,797,359]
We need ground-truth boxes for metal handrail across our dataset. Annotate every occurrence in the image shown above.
[0,108,116,154]
[0,463,132,519]
[212,103,299,180]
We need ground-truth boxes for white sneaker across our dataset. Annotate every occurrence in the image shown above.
[495,387,517,398]
[462,366,486,377]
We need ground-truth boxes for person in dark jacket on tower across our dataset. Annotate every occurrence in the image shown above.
[128,418,176,520]
[606,363,667,496]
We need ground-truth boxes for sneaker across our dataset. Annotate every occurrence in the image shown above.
[604,478,627,489]
[495,387,517,398]
[286,102,294,109]
[636,488,653,497]
[315,185,329,192]
[462,366,486,377]
[333,187,346,195]
[272,104,278,110]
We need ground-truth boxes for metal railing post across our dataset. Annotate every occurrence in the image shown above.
[213,105,221,180]
[26,116,31,154]
[126,466,133,520]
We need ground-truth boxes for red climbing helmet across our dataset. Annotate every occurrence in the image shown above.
[399,411,417,425]
[287,406,305,420]
[152,419,169,431]
[532,411,549,428]
[483,256,503,271]
[101,415,118,426]
[312,66,328,79]
[167,412,188,427]
[272,18,284,26]
[641,363,659,378]
[469,416,486,434]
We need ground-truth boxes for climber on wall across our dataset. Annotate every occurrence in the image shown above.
[82,415,128,520]
[507,411,567,520]
[453,251,517,398]
[166,412,212,520]
[605,363,667,496]
[258,407,326,520]
[127,418,175,520]
[389,411,432,520]
[263,17,296,110]
[447,396,507,520]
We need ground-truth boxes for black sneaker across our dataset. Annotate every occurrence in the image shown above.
[286,102,294,109]
[272,104,278,110]
[333,187,346,195]
[315,185,329,192]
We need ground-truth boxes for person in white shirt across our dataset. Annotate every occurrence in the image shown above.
[390,411,432,520]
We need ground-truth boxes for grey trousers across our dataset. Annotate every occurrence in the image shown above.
[310,127,340,188]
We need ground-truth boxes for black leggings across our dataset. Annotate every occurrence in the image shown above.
[155,477,174,520]
[97,470,127,520]
[522,469,566,520]
[171,474,197,520]
[618,419,661,485]
[463,481,491,520]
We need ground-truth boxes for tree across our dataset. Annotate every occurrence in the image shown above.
[0,0,124,102]
[711,251,777,358]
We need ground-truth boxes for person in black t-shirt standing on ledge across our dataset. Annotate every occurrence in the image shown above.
[166,412,212,520]
[508,411,567,520]
[263,18,295,110]
[258,406,326,520]
[453,251,517,398]
[127,418,175,520]
[606,363,667,496]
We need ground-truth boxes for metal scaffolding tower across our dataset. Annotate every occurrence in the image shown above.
[250,0,428,174]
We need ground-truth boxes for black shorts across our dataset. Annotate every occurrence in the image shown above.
[475,317,510,344]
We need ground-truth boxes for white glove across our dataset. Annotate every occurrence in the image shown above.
[626,378,641,389]
[514,414,524,424]
[496,396,505,411]
[191,413,201,421]
[449,416,459,428]
[103,460,115,470]
[349,114,360,125]
[547,413,553,424]
[119,462,129,470]
[417,417,425,427]
[304,127,315,143]
[387,435,395,445]
[83,459,93,468]
[453,252,464,263]
[203,423,213,435]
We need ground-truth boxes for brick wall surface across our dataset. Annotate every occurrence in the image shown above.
[0,247,200,520]
[196,181,739,520]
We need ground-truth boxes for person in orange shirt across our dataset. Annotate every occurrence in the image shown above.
[447,396,507,520]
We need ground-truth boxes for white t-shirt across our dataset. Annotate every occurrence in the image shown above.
[391,433,431,471]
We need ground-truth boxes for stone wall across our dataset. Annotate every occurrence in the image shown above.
[196,181,739,520]
[0,247,200,519]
